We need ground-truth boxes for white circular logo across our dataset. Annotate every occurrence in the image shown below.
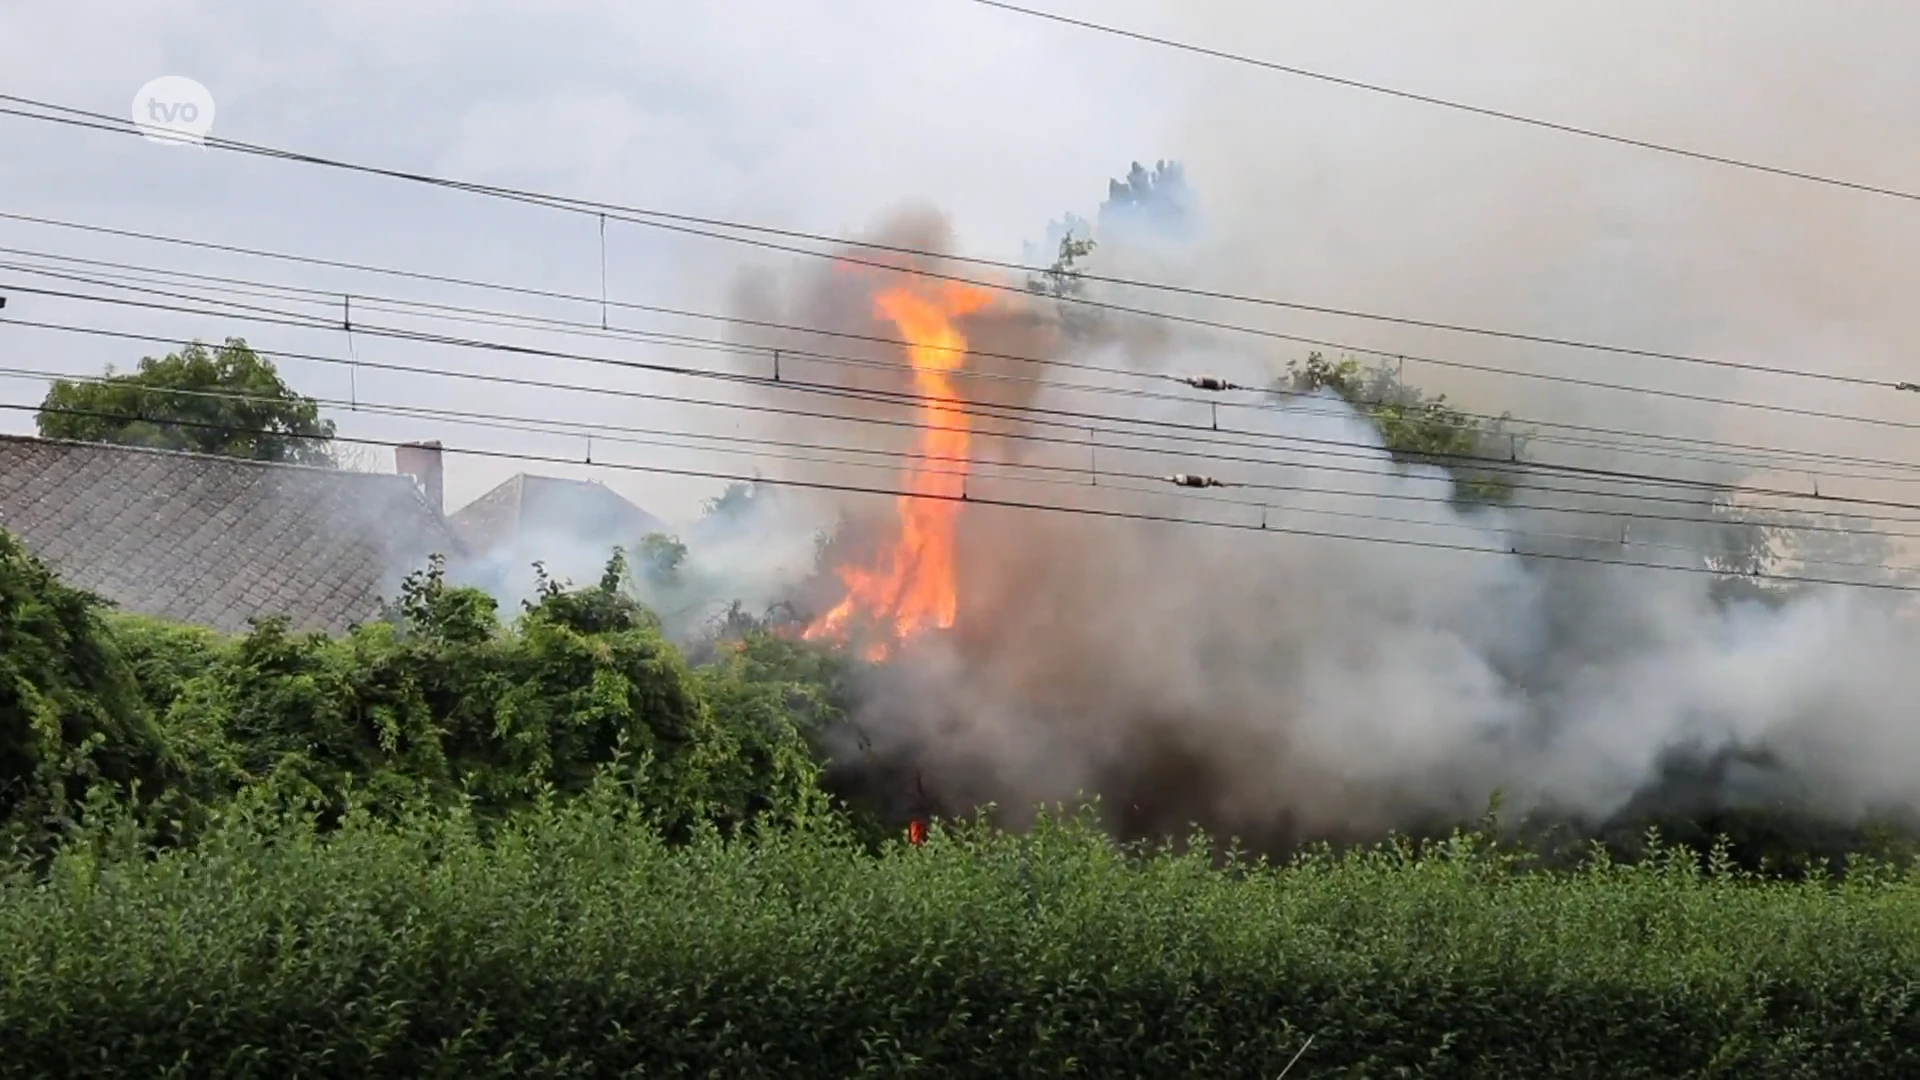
[130,76,215,148]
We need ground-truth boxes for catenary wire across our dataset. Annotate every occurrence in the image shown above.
[17,364,1912,575]
[10,397,1920,593]
[7,215,1908,485]
[957,0,1920,207]
[5,275,1897,518]
[3,98,1915,405]
[10,280,1920,523]
[16,209,1913,476]
[7,312,1920,540]
[7,245,1917,487]
[10,358,1920,571]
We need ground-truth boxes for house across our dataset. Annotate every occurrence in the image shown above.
[0,433,461,636]
[448,472,669,590]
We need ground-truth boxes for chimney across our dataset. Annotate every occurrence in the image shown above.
[394,440,444,514]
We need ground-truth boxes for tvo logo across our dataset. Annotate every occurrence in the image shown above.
[130,76,215,147]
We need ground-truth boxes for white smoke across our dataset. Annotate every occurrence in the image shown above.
[646,0,1920,842]
[847,359,1920,839]
[721,161,1920,846]
[457,481,833,642]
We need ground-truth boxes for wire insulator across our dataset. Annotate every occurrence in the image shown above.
[1167,473,1224,488]
[1178,375,1238,391]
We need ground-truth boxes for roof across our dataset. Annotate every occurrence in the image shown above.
[449,473,668,555]
[0,434,462,636]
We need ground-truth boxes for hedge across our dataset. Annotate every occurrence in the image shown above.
[4,796,1918,1078]
[3,533,857,854]
[0,529,171,853]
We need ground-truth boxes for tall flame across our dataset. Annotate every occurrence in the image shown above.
[804,281,992,659]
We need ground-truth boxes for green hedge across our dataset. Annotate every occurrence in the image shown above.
[3,533,856,852]
[5,797,1918,1078]
[0,530,172,854]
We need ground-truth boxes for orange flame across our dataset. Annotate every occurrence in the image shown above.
[804,281,992,659]
[907,818,928,846]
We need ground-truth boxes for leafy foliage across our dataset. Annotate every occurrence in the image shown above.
[700,479,762,521]
[37,338,338,465]
[149,554,792,839]
[0,531,175,856]
[1284,351,1525,503]
[6,801,1920,1077]
[1025,232,1097,300]
[2,529,852,851]
[10,517,1920,1072]
[634,531,689,589]
[1098,159,1194,239]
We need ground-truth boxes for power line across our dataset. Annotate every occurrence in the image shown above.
[957,0,1920,207]
[19,355,1920,564]
[9,243,1916,485]
[13,397,1920,593]
[3,99,1914,405]
[10,311,1920,540]
[17,275,1915,522]
[19,363,1912,575]
[2,229,1907,486]
[15,247,1920,491]
[15,307,1920,538]
[17,278,1920,526]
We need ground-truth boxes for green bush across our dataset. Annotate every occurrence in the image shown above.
[4,532,852,850]
[1283,352,1526,504]
[3,800,1919,1078]
[128,556,834,839]
[0,531,173,854]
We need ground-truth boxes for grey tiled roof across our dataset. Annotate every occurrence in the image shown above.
[449,473,667,555]
[0,434,462,636]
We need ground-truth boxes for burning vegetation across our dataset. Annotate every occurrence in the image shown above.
[721,175,1920,871]
[801,281,994,662]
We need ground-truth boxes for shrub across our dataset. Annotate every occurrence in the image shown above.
[131,556,816,838]
[5,535,850,849]
[4,801,1920,1077]
[0,531,171,854]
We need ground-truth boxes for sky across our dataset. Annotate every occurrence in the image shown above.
[4,0,1920,525]
[0,0,1176,521]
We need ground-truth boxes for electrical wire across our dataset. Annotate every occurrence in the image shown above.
[11,280,1920,523]
[8,242,1918,486]
[957,0,1920,207]
[21,364,1912,574]
[11,397,1920,593]
[11,360,1920,574]
[3,97,1915,406]
[8,311,1920,542]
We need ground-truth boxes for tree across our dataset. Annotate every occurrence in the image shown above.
[635,533,689,590]
[37,338,338,466]
[701,480,762,522]
[1026,232,1097,300]
[1097,159,1195,244]
[1283,352,1524,504]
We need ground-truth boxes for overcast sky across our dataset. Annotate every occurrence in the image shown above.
[4,1,1920,523]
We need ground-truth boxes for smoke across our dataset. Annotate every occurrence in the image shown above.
[1147,0,1920,503]
[456,481,833,643]
[596,4,1920,848]
[707,155,1920,850]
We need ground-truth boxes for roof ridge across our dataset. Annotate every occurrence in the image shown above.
[0,431,389,479]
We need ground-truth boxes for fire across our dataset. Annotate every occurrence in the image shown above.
[804,281,992,659]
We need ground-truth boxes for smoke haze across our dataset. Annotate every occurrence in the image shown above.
[706,153,1920,847]
[10,1,1920,845]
